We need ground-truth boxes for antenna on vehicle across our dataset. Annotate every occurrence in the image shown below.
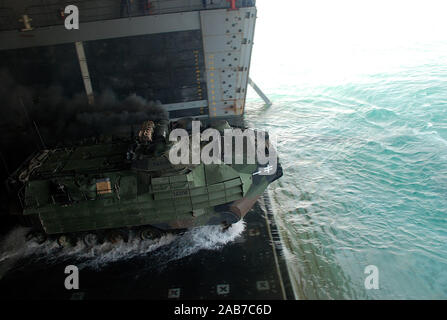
[18,96,47,150]
[33,120,47,150]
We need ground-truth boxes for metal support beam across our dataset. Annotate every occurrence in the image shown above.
[0,11,201,51]
[75,41,94,105]
[248,77,272,106]
[163,100,208,112]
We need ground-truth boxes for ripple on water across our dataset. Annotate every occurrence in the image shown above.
[245,62,447,299]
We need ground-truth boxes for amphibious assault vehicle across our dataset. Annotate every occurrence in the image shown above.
[6,119,282,246]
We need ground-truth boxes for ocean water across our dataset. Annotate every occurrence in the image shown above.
[246,2,447,298]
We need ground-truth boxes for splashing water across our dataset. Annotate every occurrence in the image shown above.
[0,221,245,275]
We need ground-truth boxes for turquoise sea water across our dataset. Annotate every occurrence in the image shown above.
[246,5,447,297]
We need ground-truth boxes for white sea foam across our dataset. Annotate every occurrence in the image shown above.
[0,221,245,274]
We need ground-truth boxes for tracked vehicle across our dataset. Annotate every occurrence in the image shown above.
[7,119,282,246]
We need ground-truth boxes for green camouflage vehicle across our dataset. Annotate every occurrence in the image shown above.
[7,119,282,246]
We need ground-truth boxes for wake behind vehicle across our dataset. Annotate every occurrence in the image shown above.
[6,119,282,246]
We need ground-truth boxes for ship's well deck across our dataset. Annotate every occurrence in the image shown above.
[0,193,294,300]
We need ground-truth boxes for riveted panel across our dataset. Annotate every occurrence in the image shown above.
[200,7,257,118]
